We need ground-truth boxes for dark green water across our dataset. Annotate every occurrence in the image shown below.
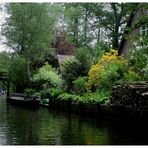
[0,96,148,145]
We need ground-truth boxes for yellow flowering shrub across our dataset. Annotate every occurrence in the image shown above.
[86,49,127,90]
[96,49,127,67]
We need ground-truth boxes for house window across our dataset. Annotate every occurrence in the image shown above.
[140,24,148,36]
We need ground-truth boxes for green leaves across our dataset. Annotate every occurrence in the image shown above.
[61,59,82,90]
[128,37,148,79]
[82,90,111,104]
[8,55,29,92]
[1,3,61,91]
[57,90,110,104]
[123,70,141,82]
[2,3,57,64]
[0,51,10,72]
[58,93,81,102]
[33,63,63,88]
[73,76,87,95]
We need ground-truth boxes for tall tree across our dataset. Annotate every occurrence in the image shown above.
[64,3,82,47]
[99,3,136,49]
[2,3,58,86]
[63,3,109,48]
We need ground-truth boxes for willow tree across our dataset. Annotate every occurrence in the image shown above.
[2,3,58,87]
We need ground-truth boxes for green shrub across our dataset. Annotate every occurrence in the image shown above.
[33,63,63,88]
[73,76,87,95]
[86,49,127,91]
[61,59,83,91]
[58,93,82,102]
[48,88,64,98]
[41,98,49,104]
[99,62,127,89]
[82,90,111,104]
[143,65,148,80]
[9,55,29,92]
[123,70,141,82]
[128,36,148,78]
[74,48,93,73]
[57,90,110,105]
[40,89,51,99]
[40,88,64,99]
[24,88,36,97]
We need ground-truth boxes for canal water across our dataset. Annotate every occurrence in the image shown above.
[0,96,148,145]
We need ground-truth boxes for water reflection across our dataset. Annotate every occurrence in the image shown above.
[0,97,148,145]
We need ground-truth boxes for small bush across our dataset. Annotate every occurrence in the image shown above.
[82,90,111,104]
[40,88,64,99]
[24,88,36,97]
[61,59,83,91]
[48,88,64,98]
[33,63,63,88]
[74,48,93,73]
[86,49,127,91]
[9,55,29,92]
[40,89,51,99]
[73,76,87,95]
[58,93,82,102]
[98,62,127,89]
[57,90,110,105]
[41,98,49,104]
[124,70,141,82]
[143,65,148,80]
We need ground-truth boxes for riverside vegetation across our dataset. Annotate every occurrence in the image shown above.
[0,3,147,111]
[30,47,147,107]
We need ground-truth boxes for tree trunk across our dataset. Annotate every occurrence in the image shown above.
[84,8,88,45]
[97,28,101,44]
[111,3,119,49]
[74,17,79,46]
[112,26,119,49]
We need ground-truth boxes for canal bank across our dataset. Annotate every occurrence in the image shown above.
[39,81,148,121]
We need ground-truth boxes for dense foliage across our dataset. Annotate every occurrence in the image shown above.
[2,3,59,88]
[86,49,127,91]
[33,63,63,88]
[61,58,82,91]
[9,55,29,92]
[128,37,148,80]
[73,77,87,95]
[74,47,97,73]
[0,51,10,72]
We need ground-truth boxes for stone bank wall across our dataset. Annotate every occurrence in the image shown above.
[110,81,148,112]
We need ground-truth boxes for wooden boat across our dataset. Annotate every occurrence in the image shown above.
[7,93,40,107]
